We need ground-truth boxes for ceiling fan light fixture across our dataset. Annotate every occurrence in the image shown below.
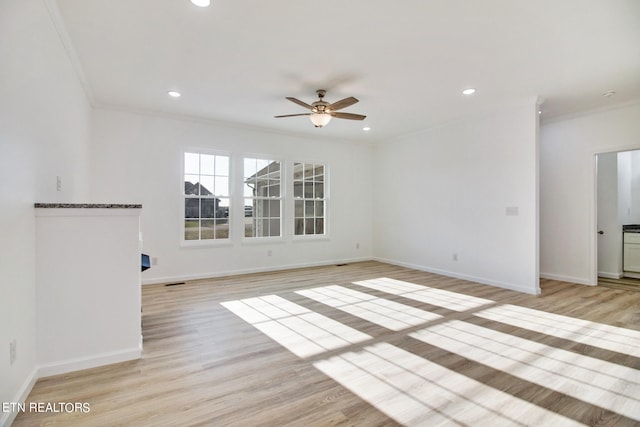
[190,0,211,7]
[275,90,365,127]
[310,113,331,128]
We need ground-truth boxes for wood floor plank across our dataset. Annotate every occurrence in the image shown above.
[12,261,640,426]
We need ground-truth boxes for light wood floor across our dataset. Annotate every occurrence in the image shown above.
[598,276,640,292]
[13,261,640,426]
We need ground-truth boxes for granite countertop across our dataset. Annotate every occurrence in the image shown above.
[34,203,142,209]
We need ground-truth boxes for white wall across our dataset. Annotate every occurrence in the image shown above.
[540,102,640,285]
[617,151,633,224]
[616,150,640,225]
[36,209,142,377]
[0,0,92,424]
[373,101,540,294]
[90,109,374,284]
[629,151,640,223]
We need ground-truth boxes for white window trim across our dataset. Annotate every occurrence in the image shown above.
[291,161,329,240]
[180,148,233,247]
[179,152,329,246]
[241,155,285,242]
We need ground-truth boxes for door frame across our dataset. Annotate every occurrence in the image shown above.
[592,146,640,285]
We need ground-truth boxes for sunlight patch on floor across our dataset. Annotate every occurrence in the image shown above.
[314,342,585,427]
[352,277,494,312]
[221,280,639,424]
[475,304,640,356]
[296,285,442,331]
[410,320,640,421]
[221,295,371,358]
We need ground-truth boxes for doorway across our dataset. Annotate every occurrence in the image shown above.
[596,150,640,291]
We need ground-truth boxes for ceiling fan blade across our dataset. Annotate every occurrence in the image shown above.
[331,112,367,120]
[286,97,314,110]
[274,113,311,118]
[328,96,359,111]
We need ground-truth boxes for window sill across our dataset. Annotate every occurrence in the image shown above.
[180,239,233,248]
[292,235,330,242]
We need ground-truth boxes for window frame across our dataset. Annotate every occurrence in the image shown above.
[242,156,284,241]
[292,161,329,240]
[181,149,233,247]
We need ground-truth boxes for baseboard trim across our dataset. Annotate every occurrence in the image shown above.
[38,348,141,378]
[374,257,541,295]
[141,256,374,285]
[0,367,38,427]
[539,272,594,286]
[597,271,623,280]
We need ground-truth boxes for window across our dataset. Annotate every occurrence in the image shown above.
[244,158,281,238]
[183,152,230,241]
[294,162,326,236]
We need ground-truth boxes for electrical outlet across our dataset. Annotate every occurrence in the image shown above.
[356,242,360,249]
[151,257,158,266]
[56,176,62,192]
[453,253,458,262]
[9,339,16,365]
[505,206,519,216]
[267,250,273,257]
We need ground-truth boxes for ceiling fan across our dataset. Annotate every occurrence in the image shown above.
[275,89,366,128]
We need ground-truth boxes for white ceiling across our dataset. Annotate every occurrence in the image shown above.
[52,0,640,142]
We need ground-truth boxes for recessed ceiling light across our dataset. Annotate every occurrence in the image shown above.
[462,88,476,95]
[168,91,181,98]
[363,126,371,131]
[602,90,616,98]
[538,110,542,115]
[190,0,211,7]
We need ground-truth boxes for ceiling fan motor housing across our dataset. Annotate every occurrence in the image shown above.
[311,101,330,114]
